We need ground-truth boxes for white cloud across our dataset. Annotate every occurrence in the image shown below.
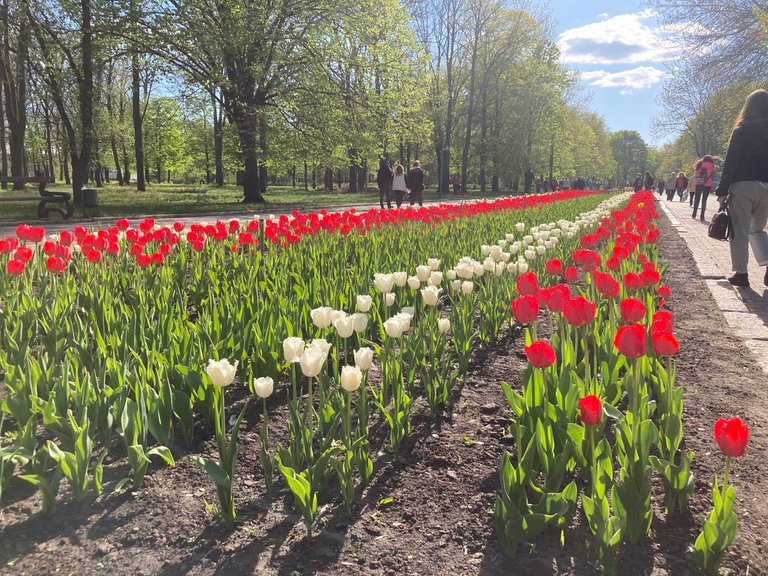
[580,66,665,91]
[557,10,679,65]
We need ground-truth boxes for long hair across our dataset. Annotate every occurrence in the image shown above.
[732,89,768,130]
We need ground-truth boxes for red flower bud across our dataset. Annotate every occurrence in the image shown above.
[657,285,672,298]
[613,323,647,357]
[564,266,578,283]
[714,417,750,457]
[6,259,26,275]
[545,258,563,276]
[524,340,557,369]
[579,395,602,426]
[651,310,674,333]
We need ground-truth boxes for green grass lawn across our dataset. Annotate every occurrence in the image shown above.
[0,182,514,221]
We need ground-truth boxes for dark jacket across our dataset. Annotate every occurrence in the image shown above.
[406,167,425,192]
[376,165,393,187]
[643,174,654,190]
[715,118,768,196]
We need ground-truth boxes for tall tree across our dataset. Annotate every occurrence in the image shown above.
[610,130,648,185]
[0,0,30,188]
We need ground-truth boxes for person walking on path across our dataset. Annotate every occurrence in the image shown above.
[714,89,768,288]
[406,161,425,207]
[691,155,717,221]
[675,172,688,201]
[633,173,643,192]
[376,159,394,209]
[643,171,654,192]
[665,172,678,200]
[391,164,408,208]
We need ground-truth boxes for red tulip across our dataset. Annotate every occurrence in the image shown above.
[563,296,597,326]
[605,255,621,271]
[545,284,570,312]
[517,272,539,296]
[136,253,152,267]
[116,218,130,230]
[564,266,578,283]
[657,285,672,298]
[46,256,66,273]
[623,272,644,291]
[594,271,620,299]
[579,395,602,426]
[714,417,750,457]
[641,269,661,286]
[512,295,539,324]
[6,259,25,275]
[86,249,102,263]
[651,310,674,333]
[652,331,680,356]
[620,297,646,323]
[545,258,563,276]
[614,323,647,357]
[524,340,556,369]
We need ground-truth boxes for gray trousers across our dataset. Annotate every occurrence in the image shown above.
[728,180,768,272]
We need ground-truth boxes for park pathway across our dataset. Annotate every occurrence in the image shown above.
[658,194,768,374]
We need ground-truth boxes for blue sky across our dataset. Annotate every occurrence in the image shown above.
[550,0,673,146]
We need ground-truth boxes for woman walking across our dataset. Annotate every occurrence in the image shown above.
[691,155,716,221]
[675,172,688,201]
[714,89,768,287]
[392,164,408,208]
[665,172,677,200]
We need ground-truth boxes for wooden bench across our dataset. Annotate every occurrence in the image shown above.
[0,177,74,219]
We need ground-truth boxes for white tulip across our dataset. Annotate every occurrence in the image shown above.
[385,292,396,306]
[253,376,274,398]
[483,257,496,272]
[524,249,536,260]
[394,312,412,332]
[340,365,362,392]
[481,245,491,257]
[523,235,533,245]
[384,317,403,338]
[421,285,440,306]
[500,251,511,262]
[438,318,451,333]
[506,261,517,274]
[401,307,415,317]
[393,272,407,287]
[489,245,502,261]
[446,269,457,280]
[427,258,441,271]
[330,309,347,324]
[536,245,546,255]
[334,316,355,339]
[309,338,332,357]
[310,306,334,329]
[416,265,430,282]
[407,276,421,290]
[374,273,395,293]
[356,294,373,313]
[472,262,485,277]
[455,262,474,279]
[510,243,519,255]
[429,271,443,286]
[354,347,374,371]
[283,337,305,363]
[505,233,515,242]
[495,262,505,277]
[461,281,474,295]
[300,346,326,378]
[351,313,368,333]
[206,358,238,387]
[515,223,525,232]
[450,279,462,291]
[518,261,529,274]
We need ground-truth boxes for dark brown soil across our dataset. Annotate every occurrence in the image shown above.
[1,210,767,576]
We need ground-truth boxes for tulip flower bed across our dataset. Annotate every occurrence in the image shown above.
[0,190,765,575]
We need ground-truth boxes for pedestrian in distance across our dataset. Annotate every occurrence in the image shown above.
[691,155,717,221]
[665,172,677,201]
[633,173,643,192]
[376,159,394,209]
[644,171,655,192]
[406,161,425,207]
[714,88,768,288]
[392,164,408,208]
[675,172,688,201]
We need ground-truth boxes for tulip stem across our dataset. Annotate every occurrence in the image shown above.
[631,357,640,440]
[722,455,731,493]
[589,424,597,497]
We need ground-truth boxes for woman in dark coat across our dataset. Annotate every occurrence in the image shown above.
[406,161,425,207]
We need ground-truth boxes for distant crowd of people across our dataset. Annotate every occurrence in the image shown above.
[523,169,610,194]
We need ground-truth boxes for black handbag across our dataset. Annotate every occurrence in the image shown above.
[708,203,732,241]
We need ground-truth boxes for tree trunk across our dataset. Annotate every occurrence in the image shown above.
[358,160,366,191]
[303,159,308,190]
[122,141,130,184]
[460,37,479,195]
[0,83,6,188]
[478,90,488,194]
[236,112,264,203]
[212,89,224,186]
[131,0,145,191]
[1,0,29,190]
[347,149,358,193]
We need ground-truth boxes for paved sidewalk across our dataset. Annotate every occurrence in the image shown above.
[658,195,768,374]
